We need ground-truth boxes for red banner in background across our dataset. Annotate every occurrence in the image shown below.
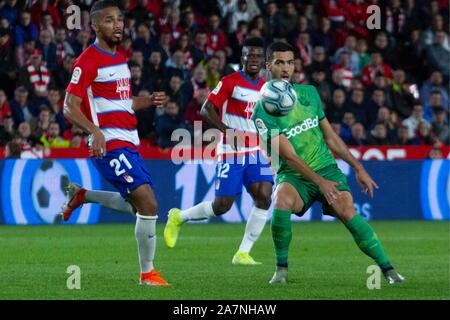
[346,146,450,160]
[0,146,449,160]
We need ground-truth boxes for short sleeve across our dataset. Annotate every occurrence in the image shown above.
[207,78,232,110]
[252,103,281,142]
[66,60,97,98]
[310,86,325,120]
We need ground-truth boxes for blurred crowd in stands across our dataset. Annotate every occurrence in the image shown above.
[0,0,448,159]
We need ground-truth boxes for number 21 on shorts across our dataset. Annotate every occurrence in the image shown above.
[110,153,133,176]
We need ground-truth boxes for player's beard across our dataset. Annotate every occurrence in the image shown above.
[245,66,261,78]
[104,34,122,48]
[247,71,258,79]
[245,61,263,78]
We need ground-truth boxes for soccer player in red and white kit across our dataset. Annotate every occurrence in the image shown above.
[164,38,274,265]
[61,0,169,286]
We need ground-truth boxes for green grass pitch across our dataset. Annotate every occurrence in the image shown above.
[0,221,448,300]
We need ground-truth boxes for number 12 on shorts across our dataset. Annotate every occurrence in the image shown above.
[217,163,230,178]
[110,153,133,176]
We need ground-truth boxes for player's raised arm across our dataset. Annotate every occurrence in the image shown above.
[132,92,167,111]
[272,134,341,205]
[319,117,379,197]
[63,93,106,159]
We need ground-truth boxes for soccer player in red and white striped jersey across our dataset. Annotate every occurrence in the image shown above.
[61,0,169,286]
[164,38,274,265]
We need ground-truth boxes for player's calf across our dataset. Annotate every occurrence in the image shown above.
[212,197,235,216]
[233,205,268,265]
[59,183,137,223]
[129,184,169,285]
[163,201,216,248]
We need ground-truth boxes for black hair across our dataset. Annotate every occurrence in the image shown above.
[90,0,120,21]
[39,104,51,112]
[433,106,445,113]
[128,61,141,69]
[29,135,44,147]
[195,29,208,35]
[266,41,295,61]
[48,86,60,92]
[431,89,442,95]
[242,37,265,49]
[0,28,9,37]
[237,20,248,28]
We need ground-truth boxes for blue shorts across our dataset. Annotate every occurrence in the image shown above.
[93,147,154,199]
[215,152,274,197]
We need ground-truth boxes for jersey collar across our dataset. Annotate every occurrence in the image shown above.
[92,43,117,58]
[239,71,261,87]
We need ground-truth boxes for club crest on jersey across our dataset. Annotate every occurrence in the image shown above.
[212,81,222,95]
[298,95,311,106]
[122,173,134,183]
[70,67,82,84]
[255,118,268,135]
[116,78,130,100]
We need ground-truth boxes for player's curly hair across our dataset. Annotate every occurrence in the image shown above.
[242,37,265,49]
[242,37,265,57]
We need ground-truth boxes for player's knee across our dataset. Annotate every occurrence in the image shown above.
[212,199,233,215]
[134,199,158,216]
[338,207,356,223]
[250,183,273,210]
[344,210,357,222]
[149,200,158,215]
[273,195,294,212]
[253,192,272,210]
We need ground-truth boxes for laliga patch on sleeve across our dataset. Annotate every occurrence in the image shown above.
[70,67,82,84]
[255,118,268,135]
[211,81,222,95]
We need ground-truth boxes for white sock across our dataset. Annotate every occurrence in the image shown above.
[238,206,268,253]
[135,214,157,273]
[85,190,135,215]
[179,201,214,223]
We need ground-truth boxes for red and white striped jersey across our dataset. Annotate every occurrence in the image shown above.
[207,71,265,157]
[331,64,354,89]
[66,44,138,152]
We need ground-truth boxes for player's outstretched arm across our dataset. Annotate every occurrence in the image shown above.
[319,118,379,197]
[273,134,341,205]
[132,92,167,111]
[64,93,106,159]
